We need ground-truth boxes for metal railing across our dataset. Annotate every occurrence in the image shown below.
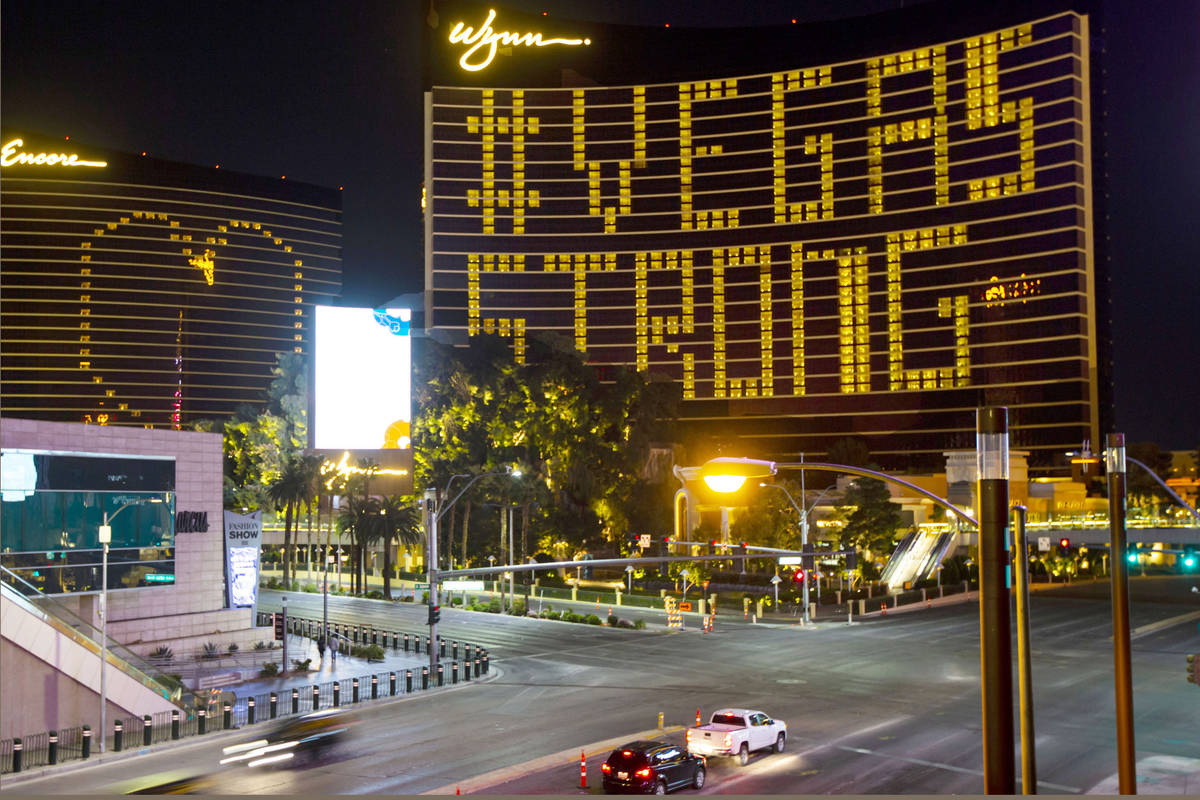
[1,566,195,707]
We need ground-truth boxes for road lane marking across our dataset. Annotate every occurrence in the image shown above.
[831,743,1081,793]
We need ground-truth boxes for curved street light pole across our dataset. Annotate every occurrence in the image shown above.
[428,467,516,670]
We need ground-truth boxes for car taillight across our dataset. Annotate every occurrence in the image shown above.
[602,763,611,774]
[723,734,732,747]
[635,768,651,778]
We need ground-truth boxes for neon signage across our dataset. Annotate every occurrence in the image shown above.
[1,138,107,168]
[448,8,589,71]
[319,451,411,491]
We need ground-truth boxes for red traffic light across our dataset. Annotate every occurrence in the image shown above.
[740,541,748,548]
[711,540,719,547]
[1059,538,1070,548]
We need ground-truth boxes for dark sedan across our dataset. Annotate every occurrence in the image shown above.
[219,709,351,768]
[601,741,707,794]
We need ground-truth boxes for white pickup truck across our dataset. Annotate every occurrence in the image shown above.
[685,708,787,766]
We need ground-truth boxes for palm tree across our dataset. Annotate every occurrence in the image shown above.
[267,454,310,585]
[297,454,324,580]
[377,495,421,599]
[336,492,380,594]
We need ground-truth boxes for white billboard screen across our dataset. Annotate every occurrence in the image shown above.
[314,306,412,450]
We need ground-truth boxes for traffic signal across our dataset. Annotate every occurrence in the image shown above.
[1127,548,1138,564]
[845,550,858,570]
[791,568,805,584]
[1183,549,1197,569]
[427,604,441,625]
[1058,537,1070,549]
[1188,653,1198,685]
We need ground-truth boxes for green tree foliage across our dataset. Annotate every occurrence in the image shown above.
[835,477,904,556]
[412,333,679,562]
[266,453,320,585]
[730,481,806,551]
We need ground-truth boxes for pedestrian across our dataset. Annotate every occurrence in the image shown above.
[317,634,326,661]
[329,632,338,663]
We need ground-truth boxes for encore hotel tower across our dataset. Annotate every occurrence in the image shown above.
[1,133,342,429]
[424,0,1111,475]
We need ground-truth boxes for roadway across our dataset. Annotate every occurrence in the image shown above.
[10,578,1200,794]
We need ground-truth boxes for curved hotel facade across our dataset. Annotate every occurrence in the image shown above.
[1,133,342,429]
[425,0,1110,474]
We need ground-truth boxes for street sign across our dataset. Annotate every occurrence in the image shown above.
[1037,537,1051,552]
[770,575,782,584]
[779,556,803,565]
[443,580,484,590]
[639,534,652,549]
[272,612,284,641]
[415,582,430,590]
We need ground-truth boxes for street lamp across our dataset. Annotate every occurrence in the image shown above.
[758,480,834,626]
[625,564,634,595]
[97,497,162,753]
[428,466,519,670]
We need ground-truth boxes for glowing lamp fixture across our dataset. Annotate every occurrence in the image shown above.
[699,457,777,493]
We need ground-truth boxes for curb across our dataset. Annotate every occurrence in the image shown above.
[424,724,686,795]
[1,665,503,787]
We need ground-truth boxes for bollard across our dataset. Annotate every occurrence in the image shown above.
[248,697,256,725]
[404,633,410,652]
[143,715,152,746]
[198,709,207,735]
[390,672,397,696]
[114,719,124,752]
[291,688,299,714]
[371,674,378,700]
[438,664,444,686]
[270,692,278,720]
[82,726,92,759]
[172,710,180,740]
[464,659,472,681]
[406,669,413,693]
[452,662,459,683]
[696,708,701,726]
[453,641,459,659]
[223,702,232,730]
[658,712,664,729]
[333,682,341,707]
[313,685,321,711]
[580,750,588,789]
[440,638,446,658]
[474,657,481,678]
[353,678,360,703]
[48,731,58,765]
[422,666,429,690]
[371,627,377,645]
[11,738,21,773]
[392,631,399,650]
[483,654,489,674]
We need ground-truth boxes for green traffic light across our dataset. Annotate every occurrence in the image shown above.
[1184,555,1196,568]
[1127,553,1137,563]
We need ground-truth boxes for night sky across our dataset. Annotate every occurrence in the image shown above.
[3,0,1197,448]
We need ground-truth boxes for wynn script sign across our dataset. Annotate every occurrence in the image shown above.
[448,8,590,71]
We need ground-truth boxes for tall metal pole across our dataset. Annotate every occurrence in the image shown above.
[800,454,810,625]
[513,506,518,614]
[1106,433,1136,794]
[1012,505,1037,794]
[98,513,110,754]
[281,595,288,674]
[427,496,439,672]
[976,406,1015,793]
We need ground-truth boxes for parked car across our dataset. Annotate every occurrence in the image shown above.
[601,740,707,794]
[219,709,351,768]
[686,708,786,766]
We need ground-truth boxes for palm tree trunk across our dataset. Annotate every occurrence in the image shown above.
[460,501,472,567]
[306,499,313,580]
[383,534,393,600]
[283,502,294,586]
[521,502,531,563]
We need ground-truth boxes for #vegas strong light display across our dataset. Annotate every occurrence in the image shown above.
[425,2,1109,473]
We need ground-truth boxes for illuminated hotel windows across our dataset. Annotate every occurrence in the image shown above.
[429,9,1101,469]
[2,136,341,427]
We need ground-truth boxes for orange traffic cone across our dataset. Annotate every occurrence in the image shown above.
[881,602,887,616]
[456,787,461,795]
[696,707,701,725]
[580,751,588,789]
